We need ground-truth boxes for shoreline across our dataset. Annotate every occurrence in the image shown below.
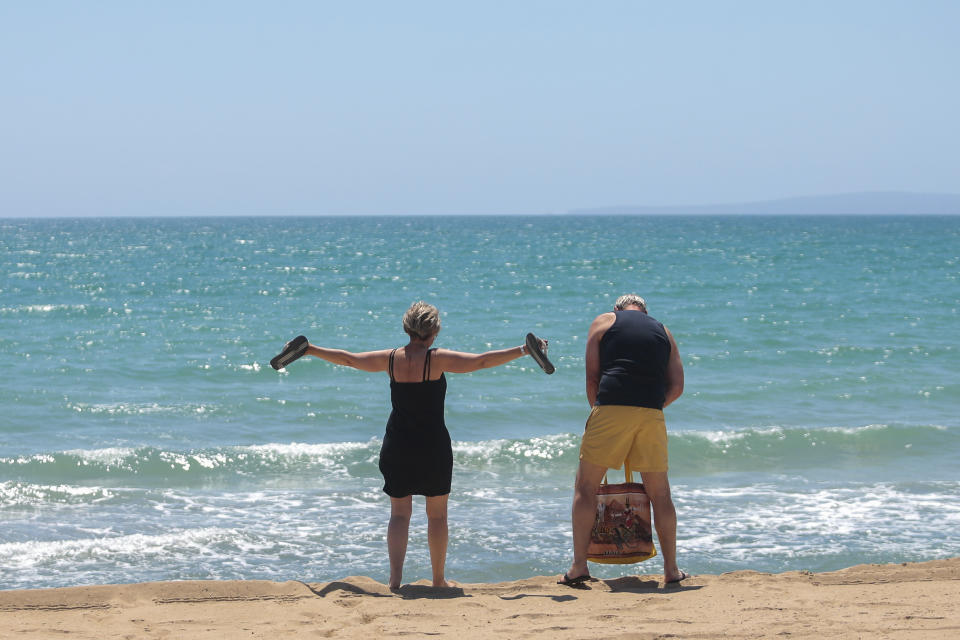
[1,558,957,638]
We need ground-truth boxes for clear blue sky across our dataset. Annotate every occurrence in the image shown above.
[2,1,957,216]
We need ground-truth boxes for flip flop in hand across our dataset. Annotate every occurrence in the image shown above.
[270,335,309,370]
[525,333,555,374]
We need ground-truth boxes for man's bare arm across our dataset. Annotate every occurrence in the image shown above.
[585,313,615,406]
[662,326,684,407]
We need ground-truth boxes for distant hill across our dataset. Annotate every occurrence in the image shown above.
[568,191,960,215]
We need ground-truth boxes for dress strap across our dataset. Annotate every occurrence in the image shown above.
[423,348,435,381]
[388,348,398,382]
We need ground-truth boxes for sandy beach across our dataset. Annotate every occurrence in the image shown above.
[1,557,957,639]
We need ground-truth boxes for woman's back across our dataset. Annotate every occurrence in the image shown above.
[388,345,444,382]
[385,347,447,443]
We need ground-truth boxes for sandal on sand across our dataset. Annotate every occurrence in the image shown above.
[557,573,591,587]
[666,570,691,585]
[526,333,555,374]
[271,335,309,370]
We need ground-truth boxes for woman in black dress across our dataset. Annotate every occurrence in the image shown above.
[302,301,545,589]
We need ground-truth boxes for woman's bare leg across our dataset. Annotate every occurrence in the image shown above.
[387,496,413,589]
[425,494,452,587]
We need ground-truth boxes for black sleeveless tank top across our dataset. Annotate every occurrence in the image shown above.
[385,348,447,439]
[596,310,671,409]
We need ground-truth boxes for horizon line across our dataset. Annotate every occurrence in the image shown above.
[3,190,960,219]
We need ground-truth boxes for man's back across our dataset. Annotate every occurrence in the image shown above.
[597,310,671,409]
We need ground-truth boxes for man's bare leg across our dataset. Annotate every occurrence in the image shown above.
[639,471,684,583]
[563,458,607,581]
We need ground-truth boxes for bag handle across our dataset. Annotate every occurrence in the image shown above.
[601,458,634,485]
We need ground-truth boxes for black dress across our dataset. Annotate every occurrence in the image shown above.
[378,348,453,498]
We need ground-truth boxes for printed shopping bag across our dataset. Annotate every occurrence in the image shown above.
[586,463,657,564]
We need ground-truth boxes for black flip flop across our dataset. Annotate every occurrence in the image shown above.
[270,335,309,370]
[557,572,592,587]
[666,570,691,586]
[526,332,555,374]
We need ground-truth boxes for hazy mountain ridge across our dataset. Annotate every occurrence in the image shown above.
[569,191,960,215]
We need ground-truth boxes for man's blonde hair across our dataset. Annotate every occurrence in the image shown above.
[614,294,647,311]
[402,301,441,340]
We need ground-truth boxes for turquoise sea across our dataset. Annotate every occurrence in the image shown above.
[1,215,958,591]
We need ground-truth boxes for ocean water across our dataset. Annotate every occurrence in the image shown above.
[1,215,958,591]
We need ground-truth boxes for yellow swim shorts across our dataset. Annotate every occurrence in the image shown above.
[579,405,668,472]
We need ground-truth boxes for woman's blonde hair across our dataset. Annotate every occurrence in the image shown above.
[402,301,441,340]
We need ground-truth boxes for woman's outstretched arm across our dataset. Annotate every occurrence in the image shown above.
[305,345,392,372]
[434,343,531,374]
